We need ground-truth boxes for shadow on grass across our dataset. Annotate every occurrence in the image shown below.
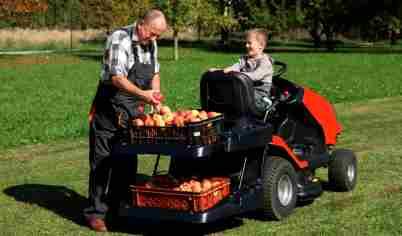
[110,217,243,236]
[3,182,244,235]
[3,184,88,226]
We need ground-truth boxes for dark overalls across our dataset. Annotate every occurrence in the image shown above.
[84,30,156,219]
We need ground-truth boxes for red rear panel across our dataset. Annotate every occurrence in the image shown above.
[271,135,308,169]
[302,87,342,145]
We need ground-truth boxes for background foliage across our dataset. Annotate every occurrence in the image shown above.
[1,0,401,49]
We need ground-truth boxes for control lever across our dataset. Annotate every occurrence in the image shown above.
[263,91,290,123]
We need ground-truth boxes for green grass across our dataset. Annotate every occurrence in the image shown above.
[1,48,402,149]
[0,46,402,235]
[1,97,401,235]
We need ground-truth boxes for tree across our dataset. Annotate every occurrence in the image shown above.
[304,0,350,50]
[79,0,113,30]
[0,0,48,28]
[156,0,193,60]
[110,0,154,29]
[155,0,237,60]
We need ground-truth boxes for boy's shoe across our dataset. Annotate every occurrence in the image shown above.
[86,216,108,232]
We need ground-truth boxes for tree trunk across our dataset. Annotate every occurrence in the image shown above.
[390,30,398,45]
[197,21,202,42]
[310,18,322,48]
[219,0,229,48]
[324,27,336,51]
[173,30,179,61]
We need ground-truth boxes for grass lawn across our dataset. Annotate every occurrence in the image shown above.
[1,96,401,235]
[0,46,402,235]
[1,47,402,149]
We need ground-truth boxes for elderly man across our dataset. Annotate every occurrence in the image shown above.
[85,9,167,232]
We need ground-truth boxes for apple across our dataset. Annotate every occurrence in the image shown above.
[207,111,220,118]
[176,110,186,117]
[198,110,208,120]
[160,105,171,115]
[201,179,212,191]
[152,114,163,121]
[152,92,164,102]
[189,117,201,123]
[190,109,199,117]
[137,103,145,113]
[162,113,174,123]
[172,116,185,127]
[154,118,166,127]
[183,114,193,123]
[144,117,155,126]
[191,181,202,193]
[132,118,144,126]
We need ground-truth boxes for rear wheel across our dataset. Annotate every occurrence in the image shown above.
[261,156,297,220]
[328,149,357,192]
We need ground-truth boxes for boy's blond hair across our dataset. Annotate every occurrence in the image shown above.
[246,28,268,48]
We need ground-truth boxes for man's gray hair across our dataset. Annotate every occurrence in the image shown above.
[143,9,166,24]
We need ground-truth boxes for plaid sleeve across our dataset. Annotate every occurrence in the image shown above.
[107,31,131,77]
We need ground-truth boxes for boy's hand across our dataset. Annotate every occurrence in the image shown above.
[223,68,233,73]
[208,68,220,72]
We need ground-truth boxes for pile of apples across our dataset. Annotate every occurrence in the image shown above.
[144,175,229,193]
[172,177,228,193]
[132,105,221,127]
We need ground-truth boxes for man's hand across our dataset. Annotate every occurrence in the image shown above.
[142,90,162,105]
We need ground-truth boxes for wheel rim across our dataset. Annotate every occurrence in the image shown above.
[277,175,293,206]
[347,164,355,182]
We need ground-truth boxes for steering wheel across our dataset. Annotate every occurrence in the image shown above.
[273,61,287,79]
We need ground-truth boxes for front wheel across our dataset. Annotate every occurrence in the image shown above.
[328,149,357,192]
[261,156,297,220]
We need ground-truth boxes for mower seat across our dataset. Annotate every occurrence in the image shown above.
[200,70,264,120]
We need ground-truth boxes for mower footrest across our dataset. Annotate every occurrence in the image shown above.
[297,180,322,201]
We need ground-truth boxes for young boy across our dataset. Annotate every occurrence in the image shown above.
[211,28,273,113]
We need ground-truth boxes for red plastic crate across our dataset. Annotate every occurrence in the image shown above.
[131,178,230,213]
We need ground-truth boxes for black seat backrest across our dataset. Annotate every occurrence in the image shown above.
[200,71,264,120]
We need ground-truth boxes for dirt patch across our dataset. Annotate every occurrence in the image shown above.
[0,28,104,47]
[0,54,81,68]
[0,140,87,161]
[325,194,363,210]
[336,96,402,115]
[378,185,402,197]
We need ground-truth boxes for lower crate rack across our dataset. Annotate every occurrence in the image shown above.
[130,180,230,213]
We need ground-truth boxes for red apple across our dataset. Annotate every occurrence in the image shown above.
[198,110,208,120]
[132,118,144,126]
[189,117,201,123]
[137,103,145,113]
[172,116,185,127]
[144,116,155,126]
[160,105,171,115]
[152,92,164,102]
[207,111,220,118]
